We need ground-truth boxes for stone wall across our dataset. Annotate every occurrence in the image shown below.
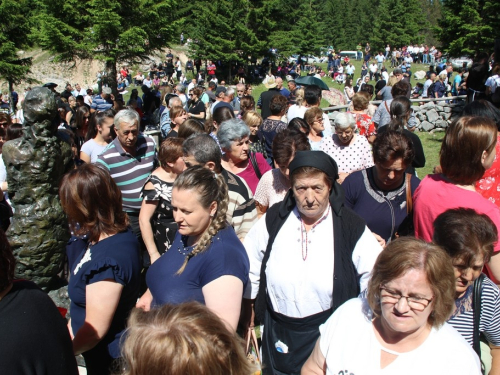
[326,100,466,132]
[413,101,465,131]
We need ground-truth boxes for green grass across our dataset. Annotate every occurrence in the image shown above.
[127,56,443,179]
[415,131,444,178]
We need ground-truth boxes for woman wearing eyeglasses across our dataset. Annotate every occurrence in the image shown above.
[302,237,481,375]
[304,107,325,151]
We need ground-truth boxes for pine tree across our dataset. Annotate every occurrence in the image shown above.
[0,0,35,112]
[33,0,177,93]
[438,0,500,56]
[188,0,266,81]
[292,0,325,56]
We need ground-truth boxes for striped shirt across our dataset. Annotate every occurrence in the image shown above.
[96,135,157,212]
[222,169,257,240]
[448,276,500,347]
[90,95,113,112]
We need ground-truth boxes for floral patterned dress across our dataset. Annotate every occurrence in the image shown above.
[141,175,177,255]
[476,134,500,207]
[350,112,376,139]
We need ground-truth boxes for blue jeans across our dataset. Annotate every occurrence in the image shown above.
[423,54,428,64]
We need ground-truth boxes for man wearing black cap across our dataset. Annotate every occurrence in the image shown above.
[242,150,382,375]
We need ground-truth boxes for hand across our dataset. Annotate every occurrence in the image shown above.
[337,172,349,184]
[372,232,386,248]
[136,289,153,311]
[433,165,443,174]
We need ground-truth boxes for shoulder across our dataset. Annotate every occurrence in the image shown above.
[223,169,253,200]
[433,323,480,359]
[202,227,249,278]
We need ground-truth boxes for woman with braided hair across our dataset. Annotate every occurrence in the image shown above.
[136,166,250,331]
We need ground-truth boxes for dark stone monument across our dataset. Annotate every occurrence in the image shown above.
[2,87,73,290]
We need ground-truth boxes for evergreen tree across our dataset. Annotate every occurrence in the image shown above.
[33,0,177,93]
[291,0,324,56]
[438,0,500,56]
[188,0,266,81]
[0,0,35,111]
[371,0,426,52]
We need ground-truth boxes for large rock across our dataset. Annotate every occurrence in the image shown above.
[435,105,444,112]
[414,70,426,80]
[422,103,436,110]
[417,112,427,122]
[443,106,452,113]
[426,109,440,123]
[413,106,423,112]
[420,121,434,131]
[435,119,448,128]
[2,87,74,290]
[441,112,452,120]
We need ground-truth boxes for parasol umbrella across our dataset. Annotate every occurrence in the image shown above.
[321,88,346,106]
[294,75,329,91]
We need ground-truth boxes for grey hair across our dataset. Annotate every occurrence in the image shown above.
[217,118,250,150]
[226,88,235,97]
[183,134,222,171]
[334,112,356,131]
[176,85,186,93]
[168,96,182,107]
[114,108,140,130]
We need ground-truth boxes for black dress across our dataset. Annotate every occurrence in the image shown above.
[141,174,177,254]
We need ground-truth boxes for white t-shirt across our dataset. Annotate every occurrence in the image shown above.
[80,139,107,163]
[370,64,378,73]
[244,210,382,318]
[320,298,481,375]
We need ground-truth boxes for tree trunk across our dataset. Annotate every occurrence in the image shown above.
[8,80,15,117]
[106,60,118,96]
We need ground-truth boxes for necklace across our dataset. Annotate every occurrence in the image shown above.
[178,235,196,257]
[298,206,331,261]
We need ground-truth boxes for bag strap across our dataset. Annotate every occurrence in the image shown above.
[245,327,261,362]
[249,152,262,180]
[405,174,412,215]
[384,100,390,113]
[472,273,485,357]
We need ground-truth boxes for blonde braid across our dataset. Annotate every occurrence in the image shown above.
[175,169,229,275]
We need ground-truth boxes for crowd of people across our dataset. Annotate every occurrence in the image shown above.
[0,46,500,375]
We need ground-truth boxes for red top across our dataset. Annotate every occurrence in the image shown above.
[476,134,500,207]
[237,152,272,194]
[350,112,376,139]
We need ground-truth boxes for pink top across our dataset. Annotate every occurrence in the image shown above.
[414,174,500,281]
[237,152,272,194]
[254,168,290,208]
[476,134,500,207]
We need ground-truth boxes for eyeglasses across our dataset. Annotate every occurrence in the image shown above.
[188,94,193,96]
[380,286,433,311]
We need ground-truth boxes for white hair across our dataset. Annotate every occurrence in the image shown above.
[334,112,356,131]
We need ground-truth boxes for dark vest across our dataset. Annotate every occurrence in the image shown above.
[255,190,366,321]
